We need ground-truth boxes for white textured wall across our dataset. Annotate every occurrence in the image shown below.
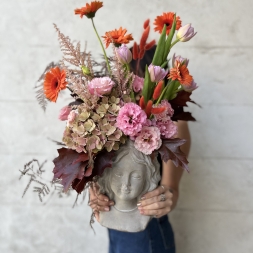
[1,0,253,252]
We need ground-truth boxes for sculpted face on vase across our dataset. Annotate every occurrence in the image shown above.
[97,140,161,232]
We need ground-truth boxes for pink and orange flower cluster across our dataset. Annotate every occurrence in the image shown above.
[41,1,198,193]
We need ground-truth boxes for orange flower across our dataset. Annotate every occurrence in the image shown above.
[43,67,67,102]
[75,1,103,19]
[168,61,193,86]
[154,12,181,35]
[102,27,133,48]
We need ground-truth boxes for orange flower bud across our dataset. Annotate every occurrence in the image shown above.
[143,19,150,29]
[145,100,153,118]
[151,107,166,114]
[153,81,164,100]
[139,96,146,110]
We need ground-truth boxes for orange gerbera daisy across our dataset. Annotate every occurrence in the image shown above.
[43,67,67,102]
[102,27,133,48]
[168,61,193,86]
[75,1,103,19]
[154,12,182,35]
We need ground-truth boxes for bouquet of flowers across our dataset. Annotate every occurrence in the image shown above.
[33,1,198,196]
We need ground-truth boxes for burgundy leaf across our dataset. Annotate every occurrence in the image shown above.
[171,90,193,107]
[53,148,89,193]
[172,107,196,121]
[72,150,116,194]
[158,139,189,172]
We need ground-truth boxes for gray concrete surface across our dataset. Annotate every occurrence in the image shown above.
[1,0,253,252]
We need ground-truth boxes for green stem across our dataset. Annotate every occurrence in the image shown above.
[91,18,111,75]
[170,38,180,50]
[156,85,168,105]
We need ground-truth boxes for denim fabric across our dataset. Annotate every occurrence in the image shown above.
[108,215,175,253]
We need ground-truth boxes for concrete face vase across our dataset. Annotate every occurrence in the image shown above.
[97,140,161,232]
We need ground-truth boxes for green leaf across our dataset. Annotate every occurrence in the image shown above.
[162,80,180,101]
[164,14,177,59]
[142,65,154,104]
[152,25,167,66]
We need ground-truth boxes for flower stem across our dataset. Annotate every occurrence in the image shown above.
[91,18,111,75]
[170,38,180,50]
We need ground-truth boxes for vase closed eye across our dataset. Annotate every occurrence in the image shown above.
[97,140,161,232]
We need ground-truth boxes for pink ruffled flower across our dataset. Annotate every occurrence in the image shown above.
[134,126,162,155]
[132,75,144,93]
[155,120,177,139]
[58,106,72,121]
[88,77,115,96]
[148,64,168,82]
[172,54,189,67]
[115,44,132,64]
[182,80,198,92]
[116,103,147,136]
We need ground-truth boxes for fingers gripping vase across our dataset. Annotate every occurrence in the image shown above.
[97,140,161,232]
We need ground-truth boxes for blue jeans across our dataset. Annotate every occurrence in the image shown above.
[108,215,175,253]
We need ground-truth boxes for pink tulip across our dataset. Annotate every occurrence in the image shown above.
[132,75,144,92]
[172,54,189,67]
[58,106,72,121]
[176,24,197,42]
[148,64,168,82]
[115,44,132,64]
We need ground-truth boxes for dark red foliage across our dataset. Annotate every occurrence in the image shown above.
[170,90,198,121]
[52,148,89,193]
[72,149,116,194]
[158,139,189,172]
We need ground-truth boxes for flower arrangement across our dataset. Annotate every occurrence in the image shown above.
[35,1,198,194]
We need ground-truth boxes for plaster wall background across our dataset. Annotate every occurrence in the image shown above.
[0,0,252,252]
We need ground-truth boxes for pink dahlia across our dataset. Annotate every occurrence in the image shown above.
[132,75,144,93]
[134,126,162,155]
[88,77,115,96]
[58,106,72,121]
[116,102,147,136]
[155,119,177,139]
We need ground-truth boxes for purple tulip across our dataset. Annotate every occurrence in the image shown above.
[176,24,197,42]
[115,44,132,64]
[148,64,168,82]
[172,53,189,67]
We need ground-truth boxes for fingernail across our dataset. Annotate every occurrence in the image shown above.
[141,196,146,200]
[138,206,143,210]
[139,210,144,214]
[137,202,142,206]
[88,202,91,206]
[104,207,110,211]
[104,198,109,202]
[109,201,114,206]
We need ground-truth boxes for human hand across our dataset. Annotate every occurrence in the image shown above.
[137,185,177,218]
[88,182,114,222]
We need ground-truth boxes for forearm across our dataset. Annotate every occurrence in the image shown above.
[160,120,191,209]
